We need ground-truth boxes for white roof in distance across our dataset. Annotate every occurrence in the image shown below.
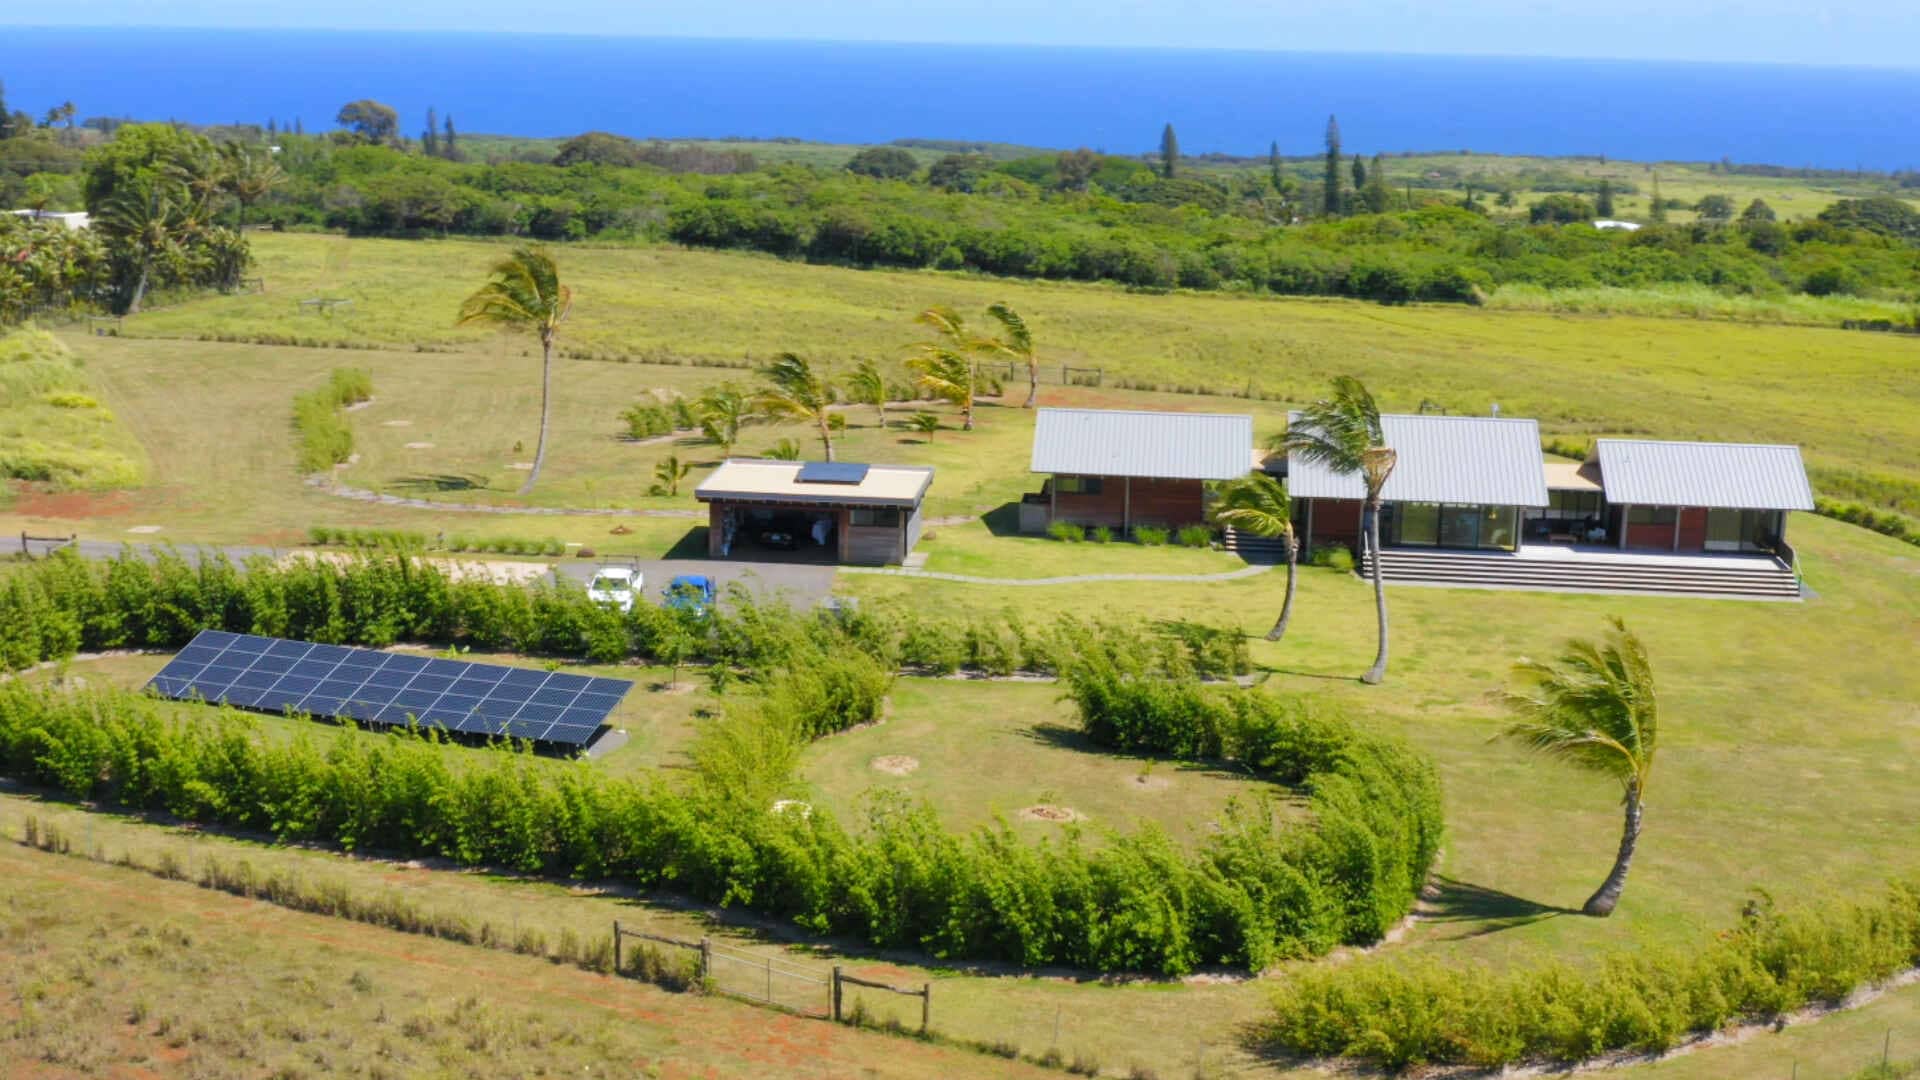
[1594,439,1814,510]
[1594,219,1643,231]
[1286,413,1550,507]
[695,459,933,508]
[1030,408,1253,480]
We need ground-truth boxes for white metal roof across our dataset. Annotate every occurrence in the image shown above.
[1029,408,1254,480]
[1285,413,1550,507]
[695,459,933,508]
[1594,440,1814,510]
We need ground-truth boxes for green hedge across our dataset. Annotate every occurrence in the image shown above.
[1815,497,1920,548]
[1259,885,1920,1070]
[1057,622,1445,953]
[292,367,372,473]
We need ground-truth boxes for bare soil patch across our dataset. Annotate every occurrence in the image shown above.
[1019,804,1082,823]
[1126,773,1171,792]
[403,441,434,450]
[870,754,920,776]
[380,419,412,427]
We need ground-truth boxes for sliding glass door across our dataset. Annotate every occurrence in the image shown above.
[1705,509,1785,553]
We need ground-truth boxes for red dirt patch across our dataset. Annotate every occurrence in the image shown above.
[9,485,142,521]
[1019,804,1082,823]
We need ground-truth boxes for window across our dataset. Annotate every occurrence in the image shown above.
[1478,505,1518,550]
[1549,490,1603,516]
[850,508,901,528]
[1628,506,1677,526]
[1055,476,1103,495]
[1395,502,1439,546]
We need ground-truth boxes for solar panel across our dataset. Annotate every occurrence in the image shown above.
[795,461,871,485]
[143,630,633,749]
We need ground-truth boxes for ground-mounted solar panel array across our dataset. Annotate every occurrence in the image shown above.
[144,630,632,748]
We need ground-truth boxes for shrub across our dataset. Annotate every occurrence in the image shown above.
[621,401,676,439]
[1089,526,1114,544]
[1133,525,1169,546]
[1047,521,1085,542]
[292,368,373,473]
[328,367,373,407]
[1311,545,1356,572]
[1259,883,1920,1070]
[1175,524,1212,548]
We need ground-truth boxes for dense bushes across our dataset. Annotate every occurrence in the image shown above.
[305,525,567,556]
[292,367,372,473]
[1259,884,1920,1070]
[1815,497,1920,548]
[0,327,146,489]
[1057,622,1444,953]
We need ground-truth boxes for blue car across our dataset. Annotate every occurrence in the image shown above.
[663,574,717,617]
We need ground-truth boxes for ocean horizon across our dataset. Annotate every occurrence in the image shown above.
[7,27,1920,169]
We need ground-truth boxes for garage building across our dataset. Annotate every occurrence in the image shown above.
[694,459,935,565]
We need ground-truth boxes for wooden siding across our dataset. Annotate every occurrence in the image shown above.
[1049,475,1207,530]
[1302,498,1363,552]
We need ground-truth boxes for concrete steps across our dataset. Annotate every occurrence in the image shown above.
[1357,547,1801,600]
[1221,527,1291,562]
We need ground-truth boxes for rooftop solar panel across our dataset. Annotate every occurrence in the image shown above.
[795,461,871,485]
[143,630,634,749]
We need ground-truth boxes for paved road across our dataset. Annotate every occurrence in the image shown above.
[839,564,1274,586]
[553,558,837,610]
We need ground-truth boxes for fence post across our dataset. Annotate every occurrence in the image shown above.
[612,921,622,975]
[699,936,712,982]
[832,966,843,1022]
[921,982,930,1033]
[766,954,773,1003]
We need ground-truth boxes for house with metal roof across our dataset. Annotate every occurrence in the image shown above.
[695,459,933,565]
[1278,412,1812,598]
[1022,408,1253,533]
[1286,413,1550,554]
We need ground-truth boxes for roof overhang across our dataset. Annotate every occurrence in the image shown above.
[695,459,933,509]
[1030,408,1254,480]
[1594,440,1814,510]
[1286,413,1550,507]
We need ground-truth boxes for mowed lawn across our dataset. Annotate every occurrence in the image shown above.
[117,232,1920,489]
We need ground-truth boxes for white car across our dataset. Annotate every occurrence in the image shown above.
[586,566,641,613]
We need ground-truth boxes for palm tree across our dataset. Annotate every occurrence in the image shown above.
[761,438,802,460]
[222,143,286,230]
[843,359,889,428]
[907,412,940,442]
[456,247,572,494]
[696,384,751,456]
[1210,473,1298,641]
[1281,375,1396,684]
[907,305,979,431]
[1501,617,1658,917]
[756,352,837,461]
[98,177,188,314]
[982,302,1040,408]
[650,454,692,496]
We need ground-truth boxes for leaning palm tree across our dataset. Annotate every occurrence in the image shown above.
[907,305,979,431]
[222,142,286,230]
[1501,617,1658,917]
[1210,472,1298,641]
[843,359,889,428]
[1281,375,1396,684]
[456,247,572,494]
[756,352,837,461]
[98,178,188,314]
[982,302,1040,408]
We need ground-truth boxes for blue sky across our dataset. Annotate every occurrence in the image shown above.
[20,1,1920,68]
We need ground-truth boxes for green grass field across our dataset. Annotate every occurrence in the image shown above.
[5,230,1920,1076]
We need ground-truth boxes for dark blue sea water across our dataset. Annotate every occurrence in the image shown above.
[7,27,1920,169]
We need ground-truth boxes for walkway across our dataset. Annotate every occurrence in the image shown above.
[308,477,703,518]
[840,564,1274,586]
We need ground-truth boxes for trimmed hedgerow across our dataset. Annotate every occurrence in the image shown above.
[292,367,372,473]
[1257,884,1920,1071]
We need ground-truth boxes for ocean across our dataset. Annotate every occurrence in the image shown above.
[6,27,1920,169]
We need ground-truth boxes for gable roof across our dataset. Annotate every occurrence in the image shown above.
[1285,413,1550,507]
[1593,439,1814,510]
[695,459,933,508]
[1030,408,1253,480]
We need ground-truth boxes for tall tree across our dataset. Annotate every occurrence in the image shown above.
[1159,123,1179,180]
[335,99,400,145]
[1648,175,1667,223]
[1210,473,1298,641]
[842,360,889,428]
[1501,617,1658,917]
[222,142,285,229]
[1351,153,1367,191]
[423,107,439,158]
[96,177,187,314]
[756,352,838,461]
[1361,153,1392,213]
[442,115,458,160]
[1595,178,1616,218]
[293,117,304,136]
[1280,375,1395,684]
[455,247,572,493]
[906,305,979,431]
[1268,140,1284,190]
[1322,115,1343,217]
[981,302,1039,409]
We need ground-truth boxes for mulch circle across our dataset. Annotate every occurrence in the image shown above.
[870,754,920,776]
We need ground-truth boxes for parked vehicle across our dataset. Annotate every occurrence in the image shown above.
[663,574,717,617]
[587,560,641,613]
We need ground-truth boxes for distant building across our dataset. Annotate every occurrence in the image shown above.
[1023,407,1253,533]
[1593,219,1642,232]
[8,209,90,230]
